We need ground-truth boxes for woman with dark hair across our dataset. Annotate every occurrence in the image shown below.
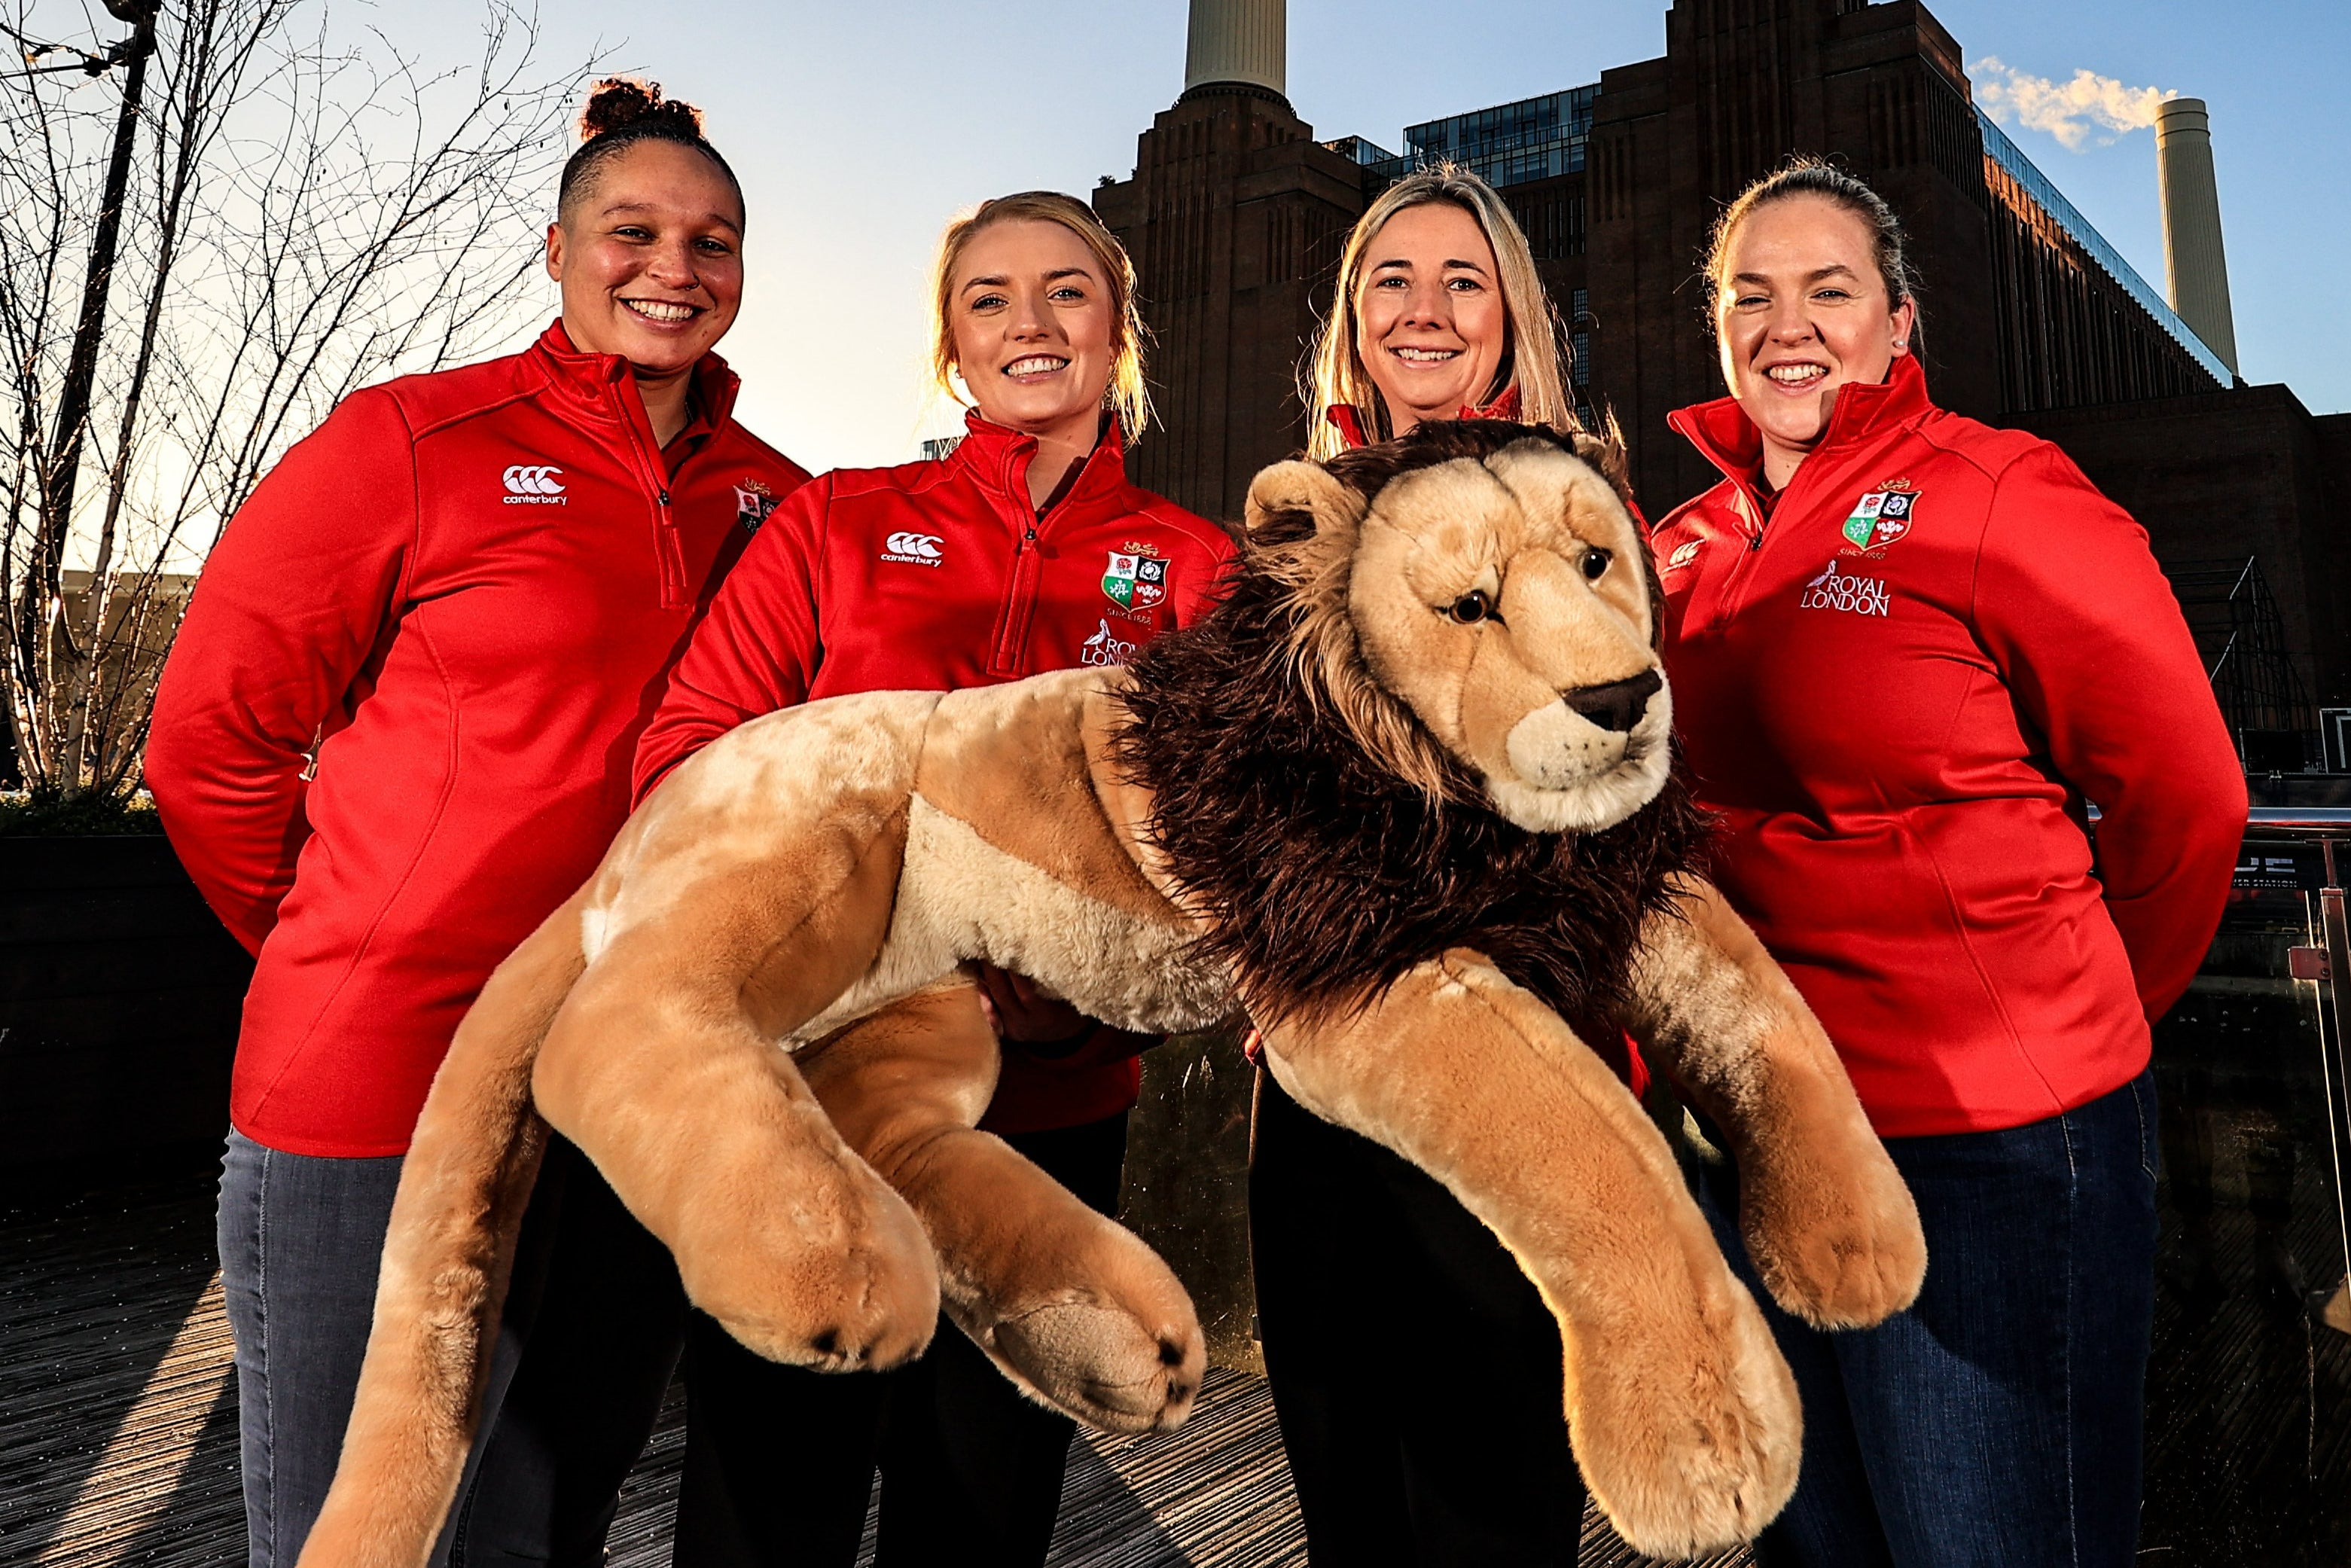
[145,79,805,1568]
[1651,158,2245,1565]
[1267,163,1598,1567]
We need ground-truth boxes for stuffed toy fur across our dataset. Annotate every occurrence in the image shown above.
[297,422,1926,1566]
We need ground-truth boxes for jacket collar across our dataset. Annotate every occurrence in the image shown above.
[527,319,742,433]
[1668,351,1932,492]
[1324,383,1524,451]
[951,409,1130,516]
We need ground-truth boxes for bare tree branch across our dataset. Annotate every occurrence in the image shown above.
[0,0,587,796]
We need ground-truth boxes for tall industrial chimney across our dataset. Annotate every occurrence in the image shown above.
[1184,0,1285,99]
[2155,97,2240,376]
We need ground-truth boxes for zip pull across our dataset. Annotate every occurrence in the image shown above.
[657,489,671,508]
[1749,530,1763,552]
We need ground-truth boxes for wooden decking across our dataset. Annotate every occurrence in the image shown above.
[1,1167,1740,1567]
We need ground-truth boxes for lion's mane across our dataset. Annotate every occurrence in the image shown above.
[1111,420,1712,1035]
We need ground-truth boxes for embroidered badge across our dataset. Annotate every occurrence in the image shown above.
[1665,540,1701,571]
[1840,479,1918,556]
[734,477,781,532]
[1102,546,1169,614]
[1800,560,1891,616]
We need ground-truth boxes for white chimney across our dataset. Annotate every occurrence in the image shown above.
[2155,97,2240,377]
[1185,0,1285,98]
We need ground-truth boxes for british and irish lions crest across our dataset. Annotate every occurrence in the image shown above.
[1102,542,1169,616]
[1840,478,1920,555]
[735,477,782,532]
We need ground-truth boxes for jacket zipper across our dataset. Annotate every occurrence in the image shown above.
[989,520,1041,678]
[611,386,688,610]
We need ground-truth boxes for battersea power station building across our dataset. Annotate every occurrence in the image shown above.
[1094,0,2351,769]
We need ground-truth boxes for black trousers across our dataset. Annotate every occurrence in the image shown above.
[676,1112,1132,1568]
[1249,1070,1585,1567]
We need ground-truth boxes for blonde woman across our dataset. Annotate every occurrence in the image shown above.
[630,191,1232,1568]
[1258,164,1596,1566]
[1304,163,1580,457]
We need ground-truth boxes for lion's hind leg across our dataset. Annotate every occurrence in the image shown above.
[1259,950,1799,1560]
[802,981,1205,1434]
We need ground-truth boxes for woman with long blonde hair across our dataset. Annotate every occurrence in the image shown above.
[1258,163,1600,1566]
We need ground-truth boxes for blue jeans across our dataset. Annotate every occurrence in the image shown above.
[1692,1069,2160,1567]
[218,1129,407,1568]
[218,1130,602,1568]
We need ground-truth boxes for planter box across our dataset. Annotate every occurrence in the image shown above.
[0,837,251,1170]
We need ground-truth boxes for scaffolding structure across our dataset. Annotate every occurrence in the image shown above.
[2169,556,2314,769]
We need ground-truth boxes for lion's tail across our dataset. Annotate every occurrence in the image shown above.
[294,891,592,1568]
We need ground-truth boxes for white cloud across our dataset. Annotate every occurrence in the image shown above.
[1970,56,2179,151]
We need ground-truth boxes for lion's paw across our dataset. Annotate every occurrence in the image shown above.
[678,1167,941,1374]
[1571,1277,1801,1560]
[1744,1141,1926,1331]
[991,1295,1205,1433]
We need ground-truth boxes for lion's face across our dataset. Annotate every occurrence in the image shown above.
[1248,432,1671,834]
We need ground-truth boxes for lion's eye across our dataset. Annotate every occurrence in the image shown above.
[1447,590,1493,625]
[1580,547,1613,582]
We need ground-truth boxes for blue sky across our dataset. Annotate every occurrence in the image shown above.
[376,2,2351,472]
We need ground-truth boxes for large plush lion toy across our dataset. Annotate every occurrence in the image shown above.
[300,421,1924,1566]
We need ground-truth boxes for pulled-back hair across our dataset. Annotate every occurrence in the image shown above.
[929,191,1153,443]
[556,78,741,226]
[1703,159,1917,340]
[1303,165,1578,462]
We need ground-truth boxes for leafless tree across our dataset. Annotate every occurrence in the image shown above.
[0,0,586,799]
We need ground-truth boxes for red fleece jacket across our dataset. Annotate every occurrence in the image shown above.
[634,411,1234,1135]
[145,322,810,1157]
[1652,354,2245,1136]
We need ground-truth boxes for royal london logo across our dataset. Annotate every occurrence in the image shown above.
[1080,618,1139,667]
[1800,560,1891,617]
[1839,478,1920,556]
[881,531,944,567]
[1102,542,1169,618]
[501,464,566,505]
[734,477,781,532]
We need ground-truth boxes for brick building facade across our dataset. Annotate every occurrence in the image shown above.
[1097,0,2346,746]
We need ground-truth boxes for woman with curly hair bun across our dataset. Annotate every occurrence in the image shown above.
[1268,163,1599,1567]
[146,78,806,1567]
[1653,159,2244,1566]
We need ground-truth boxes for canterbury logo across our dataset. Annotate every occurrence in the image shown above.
[883,532,942,559]
[502,464,566,504]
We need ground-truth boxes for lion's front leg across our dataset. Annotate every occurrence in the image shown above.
[1260,950,1799,1560]
[801,981,1203,1434]
[1624,877,1925,1329]
[532,822,940,1380]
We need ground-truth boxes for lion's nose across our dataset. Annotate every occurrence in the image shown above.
[1563,670,1662,734]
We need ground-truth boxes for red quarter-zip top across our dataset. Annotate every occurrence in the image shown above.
[1651,354,2243,1136]
[147,320,812,1157]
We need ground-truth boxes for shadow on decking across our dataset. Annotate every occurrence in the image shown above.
[0,1164,1737,1568]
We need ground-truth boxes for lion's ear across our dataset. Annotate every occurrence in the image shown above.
[1569,432,1633,502]
[1246,460,1368,541]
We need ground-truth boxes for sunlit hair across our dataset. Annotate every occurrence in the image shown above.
[929,191,1152,443]
[556,78,741,228]
[1303,165,1576,461]
[1703,158,1920,346]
